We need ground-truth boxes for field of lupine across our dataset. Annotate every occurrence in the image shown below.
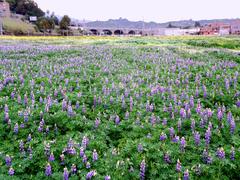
[0,36,240,180]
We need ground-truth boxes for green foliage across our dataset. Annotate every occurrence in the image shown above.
[0,36,239,180]
[36,16,55,33]
[6,0,44,17]
[59,15,71,30]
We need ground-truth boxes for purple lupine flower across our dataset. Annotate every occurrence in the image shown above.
[86,162,91,169]
[180,137,186,152]
[150,114,156,126]
[236,100,240,108]
[115,115,120,125]
[190,96,194,108]
[169,127,175,139]
[230,147,235,161]
[62,99,67,111]
[71,164,77,174]
[194,131,201,146]
[44,143,51,156]
[19,140,24,152]
[80,147,85,157]
[105,175,111,180]
[137,144,143,152]
[4,112,9,123]
[217,107,223,121]
[176,159,181,172]
[162,118,167,126]
[92,149,98,162]
[180,108,186,119]
[60,154,65,165]
[63,167,69,180]
[67,105,74,117]
[140,159,146,180]
[8,167,14,176]
[95,118,100,128]
[202,149,212,164]
[125,111,129,120]
[93,95,97,108]
[230,119,235,134]
[20,123,25,129]
[48,152,55,162]
[202,85,207,98]
[86,170,96,180]
[27,146,32,154]
[82,154,88,163]
[4,104,9,113]
[5,155,12,166]
[183,169,189,180]
[14,123,19,134]
[227,111,233,124]
[160,132,167,141]
[196,100,201,114]
[82,136,89,149]
[130,96,133,112]
[76,101,80,109]
[187,108,191,118]
[172,135,179,143]
[205,128,211,146]
[164,152,171,164]
[216,147,225,159]
[45,163,52,176]
[225,78,230,91]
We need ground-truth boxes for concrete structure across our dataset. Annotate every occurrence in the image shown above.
[0,0,10,17]
[83,27,200,36]
[84,27,144,36]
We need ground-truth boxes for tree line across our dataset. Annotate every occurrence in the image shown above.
[4,0,71,35]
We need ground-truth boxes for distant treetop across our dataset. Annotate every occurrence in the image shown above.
[6,0,44,17]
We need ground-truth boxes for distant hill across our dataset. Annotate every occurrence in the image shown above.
[85,18,240,29]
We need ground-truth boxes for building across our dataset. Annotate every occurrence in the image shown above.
[0,0,10,17]
[200,23,230,35]
[230,20,240,35]
[164,28,200,36]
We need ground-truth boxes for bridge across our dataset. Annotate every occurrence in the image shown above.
[83,27,146,35]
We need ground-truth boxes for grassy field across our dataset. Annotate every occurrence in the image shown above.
[0,36,239,179]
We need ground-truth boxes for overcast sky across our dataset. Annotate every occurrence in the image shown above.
[35,0,240,22]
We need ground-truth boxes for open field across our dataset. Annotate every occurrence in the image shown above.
[0,36,239,179]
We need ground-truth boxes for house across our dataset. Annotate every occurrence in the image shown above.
[200,23,230,35]
[0,0,10,17]
[230,20,240,35]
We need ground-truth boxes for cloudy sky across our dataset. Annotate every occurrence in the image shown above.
[35,0,240,22]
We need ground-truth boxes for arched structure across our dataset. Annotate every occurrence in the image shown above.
[128,30,136,35]
[114,30,124,35]
[90,29,99,35]
[103,29,112,35]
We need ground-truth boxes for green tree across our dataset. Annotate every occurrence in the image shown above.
[36,17,55,33]
[6,0,18,12]
[59,15,71,30]
[10,0,44,17]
